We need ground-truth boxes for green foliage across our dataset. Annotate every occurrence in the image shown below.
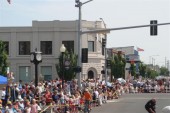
[130,63,136,78]
[160,67,169,76]
[56,50,78,81]
[138,62,147,78]
[111,54,126,79]
[0,41,8,76]
[146,68,158,79]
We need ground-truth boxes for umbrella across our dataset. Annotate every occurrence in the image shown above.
[162,106,170,113]
[0,75,7,84]
[117,78,126,84]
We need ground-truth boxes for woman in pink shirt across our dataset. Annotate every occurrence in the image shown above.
[30,99,38,113]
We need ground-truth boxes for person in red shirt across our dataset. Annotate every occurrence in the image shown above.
[44,89,52,105]
[83,88,92,112]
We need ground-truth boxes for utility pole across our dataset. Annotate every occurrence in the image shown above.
[165,57,167,68]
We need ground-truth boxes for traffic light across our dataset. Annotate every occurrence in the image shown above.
[74,66,81,73]
[102,38,106,47]
[150,20,157,36]
[101,70,105,74]
[75,0,79,3]
[82,48,88,63]
[106,59,111,68]
[75,0,80,7]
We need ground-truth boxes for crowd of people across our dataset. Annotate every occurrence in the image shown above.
[0,77,169,113]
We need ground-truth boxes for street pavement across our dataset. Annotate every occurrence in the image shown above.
[92,93,170,113]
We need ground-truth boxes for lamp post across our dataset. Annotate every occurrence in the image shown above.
[60,44,66,89]
[30,49,42,87]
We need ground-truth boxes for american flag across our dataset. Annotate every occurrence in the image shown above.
[137,47,144,51]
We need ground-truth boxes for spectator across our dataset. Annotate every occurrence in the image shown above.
[30,99,38,113]
[5,101,14,113]
[1,87,6,107]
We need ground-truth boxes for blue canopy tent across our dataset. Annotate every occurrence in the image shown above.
[0,75,7,84]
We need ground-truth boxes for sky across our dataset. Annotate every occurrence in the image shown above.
[0,0,170,67]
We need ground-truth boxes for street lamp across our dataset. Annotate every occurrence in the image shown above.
[60,44,66,89]
[30,49,42,87]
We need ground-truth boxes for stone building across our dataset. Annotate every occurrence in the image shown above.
[0,20,106,82]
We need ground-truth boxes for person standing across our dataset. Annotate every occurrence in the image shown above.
[1,87,6,107]
[145,98,156,113]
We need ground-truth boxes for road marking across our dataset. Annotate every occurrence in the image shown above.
[107,99,120,103]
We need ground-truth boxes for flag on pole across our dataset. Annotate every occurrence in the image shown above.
[7,0,11,4]
[137,47,144,51]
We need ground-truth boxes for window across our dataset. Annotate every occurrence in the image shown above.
[3,41,9,55]
[62,41,74,53]
[88,41,94,52]
[41,66,52,81]
[41,41,52,55]
[19,66,31,83]
[19,41,30,55]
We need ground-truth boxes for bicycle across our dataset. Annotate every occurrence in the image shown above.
[83,100,91,113]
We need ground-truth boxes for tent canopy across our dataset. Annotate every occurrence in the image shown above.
[0,75,7,84]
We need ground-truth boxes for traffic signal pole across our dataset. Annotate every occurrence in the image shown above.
[76,0,170,89]
[81,22,170,34]
[75,0,93,89]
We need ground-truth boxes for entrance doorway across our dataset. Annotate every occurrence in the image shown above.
[88,70,94,79]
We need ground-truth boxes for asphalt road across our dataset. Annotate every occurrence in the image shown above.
[92,93,170,113]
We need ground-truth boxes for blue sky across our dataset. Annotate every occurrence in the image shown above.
[0,0,170,66]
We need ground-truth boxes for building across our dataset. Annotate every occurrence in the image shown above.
[108,46,141,79]
[0,20,106,82]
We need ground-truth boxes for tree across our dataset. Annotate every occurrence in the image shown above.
[0,41,8,76]
[56,50,78,81]
[130,63,136,78]
[160,67,169,76]
[146,68,158,79]
[111,53,126,79]
[139,62,147,78]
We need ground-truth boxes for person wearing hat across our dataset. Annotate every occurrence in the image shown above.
[5,101,14,113]
[18,98,24,112]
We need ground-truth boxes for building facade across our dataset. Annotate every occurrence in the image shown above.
[0,20,106,83]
